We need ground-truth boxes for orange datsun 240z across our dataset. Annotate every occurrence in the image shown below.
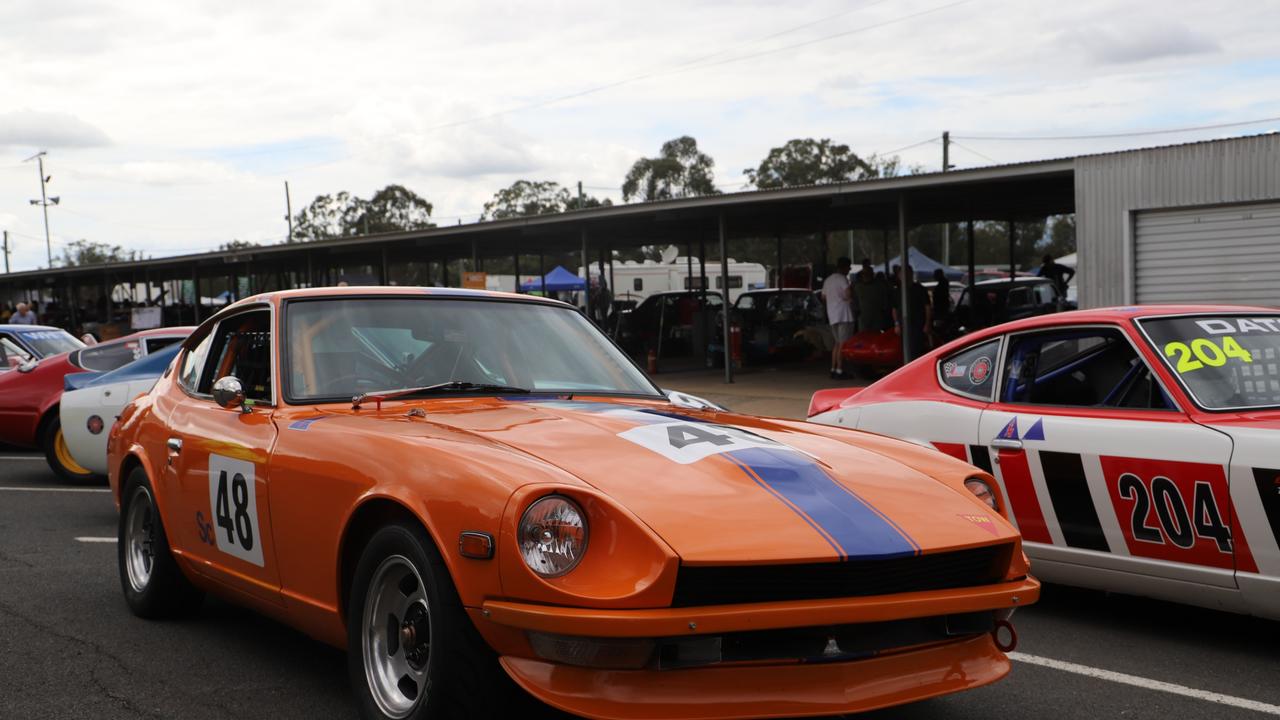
[108,286,1038,720]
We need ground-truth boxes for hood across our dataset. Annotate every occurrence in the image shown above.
[391,397,1019,565]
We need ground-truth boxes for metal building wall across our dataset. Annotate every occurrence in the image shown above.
[1074,134,1280,308]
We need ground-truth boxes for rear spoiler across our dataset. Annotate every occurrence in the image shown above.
[807,387,863,418]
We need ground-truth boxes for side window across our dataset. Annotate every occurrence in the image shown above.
[939,338,1000,400]
[197,310,273,402]
[1007,287,1033,308]
[178,333,214,393]
[77,341,143,372]
[1000,327,1170,410]
[633,278,643,291]
[737,295,755,311]
[1,337,33,364]
[145,336,181,355]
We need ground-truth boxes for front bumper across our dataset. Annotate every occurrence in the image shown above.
[474,576,1039,720]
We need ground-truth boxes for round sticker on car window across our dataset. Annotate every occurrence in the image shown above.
[969,356,992,385]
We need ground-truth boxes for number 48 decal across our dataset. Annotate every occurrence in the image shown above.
[207,454,265,566]
[1116,474,1232,553]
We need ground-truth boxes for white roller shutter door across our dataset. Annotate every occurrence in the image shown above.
[1134,202,1280,306]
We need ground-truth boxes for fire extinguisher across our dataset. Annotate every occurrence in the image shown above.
[647,348,658,374]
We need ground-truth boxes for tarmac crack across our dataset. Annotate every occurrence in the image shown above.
[0,599,164,719]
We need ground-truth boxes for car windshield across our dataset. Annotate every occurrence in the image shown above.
[1139,314,1280,410]
[15,329,83,357]
[286,297,662,401]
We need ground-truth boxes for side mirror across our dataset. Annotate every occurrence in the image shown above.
[212,376,249,413]
[664,389,726,412]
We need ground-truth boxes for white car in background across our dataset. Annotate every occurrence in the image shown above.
[60,343,182,476]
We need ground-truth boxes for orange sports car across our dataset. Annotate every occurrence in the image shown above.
[108,286,1038,720]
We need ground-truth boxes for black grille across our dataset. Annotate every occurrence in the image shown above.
[671,544,1012,607]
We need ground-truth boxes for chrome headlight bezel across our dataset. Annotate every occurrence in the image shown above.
[518,495,589,578]
[965,477,999,511]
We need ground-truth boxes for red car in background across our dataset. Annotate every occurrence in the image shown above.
[0,326,191,480]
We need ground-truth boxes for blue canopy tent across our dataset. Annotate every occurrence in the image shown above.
[519,265,586,293]
[885,247,964,281]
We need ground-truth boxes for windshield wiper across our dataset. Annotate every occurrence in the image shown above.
[352,381,531,409]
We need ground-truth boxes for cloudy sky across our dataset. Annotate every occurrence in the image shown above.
[0,0,1277,271]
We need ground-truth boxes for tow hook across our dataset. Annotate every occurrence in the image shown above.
[993,619,1018,652]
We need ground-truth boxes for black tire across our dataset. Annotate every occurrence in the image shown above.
[347,523,525,720]
[42,415,97,484]
[118,467,203,618]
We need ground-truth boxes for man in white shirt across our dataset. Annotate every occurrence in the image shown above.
[822,257,854,379]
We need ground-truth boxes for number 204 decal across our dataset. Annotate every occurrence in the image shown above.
[205,454,264,567]
[1100,457,1239,570]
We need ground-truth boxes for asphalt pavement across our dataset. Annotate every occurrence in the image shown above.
[2,450,1278,720]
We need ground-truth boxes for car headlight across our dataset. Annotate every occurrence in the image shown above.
[965,477,998,510]
[519,495,588,578]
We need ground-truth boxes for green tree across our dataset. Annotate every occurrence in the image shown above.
[481,180,612,220]
[220,239,259,251]
[622,136,719,202]
[59,239,138,267]
[744,138,874,189]
[292,185,434,241]
[354,184,435,235]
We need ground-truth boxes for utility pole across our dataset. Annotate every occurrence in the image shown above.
[25,151,58,268]
[284,181,294,242]
[2,230,9,274]
[941,131,951,266]
[577,181,585,209]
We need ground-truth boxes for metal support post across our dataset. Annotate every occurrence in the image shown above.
[898,196,912,363]
[581,229,590,317]
[719,214,733,383]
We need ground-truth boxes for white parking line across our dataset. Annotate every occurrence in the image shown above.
[75,537,116,543]
[1012,652,1280,715]
[0,456,44,460]
[0,486,110,493]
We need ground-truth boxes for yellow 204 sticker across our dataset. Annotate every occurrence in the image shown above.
[1163,336,1252,374]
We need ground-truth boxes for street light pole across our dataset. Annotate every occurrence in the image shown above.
[25,151,58,267]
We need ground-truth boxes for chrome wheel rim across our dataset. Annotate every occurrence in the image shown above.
[124,485,156,593]
[362,554,431,719]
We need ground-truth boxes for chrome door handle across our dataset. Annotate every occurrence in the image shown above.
[990,438,1023,451]
[166,437,183,454]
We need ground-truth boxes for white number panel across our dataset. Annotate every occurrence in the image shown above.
[618,422,786,464]
[207,453,264,567]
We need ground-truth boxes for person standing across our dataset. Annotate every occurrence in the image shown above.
[10,302,37,325]
[930,268,952,344]
[892,266,932,362]
[1038,254,1075,307]
[854,265,885,332]
[822,257,855,379]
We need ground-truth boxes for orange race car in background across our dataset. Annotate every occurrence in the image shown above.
[108,286,1038,720]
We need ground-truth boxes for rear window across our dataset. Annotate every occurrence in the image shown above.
[1139,315,1280,410]
[75,340,143,372]
[939,338,1000,401]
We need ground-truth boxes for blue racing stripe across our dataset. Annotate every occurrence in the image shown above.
[727,446,919,560]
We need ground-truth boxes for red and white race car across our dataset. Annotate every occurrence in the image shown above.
[808,306,1280,620]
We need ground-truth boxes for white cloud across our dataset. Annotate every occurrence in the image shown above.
[1060,18,1221,65]
[0,0,1276,272]
[69,160,244,186]
[0,111,111,150]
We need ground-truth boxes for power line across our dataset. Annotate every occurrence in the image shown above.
[954,114,1280,141]
[878,137,939,156]
[661,0,975,78]
[948,140,998,164]
[427,0,974,132]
